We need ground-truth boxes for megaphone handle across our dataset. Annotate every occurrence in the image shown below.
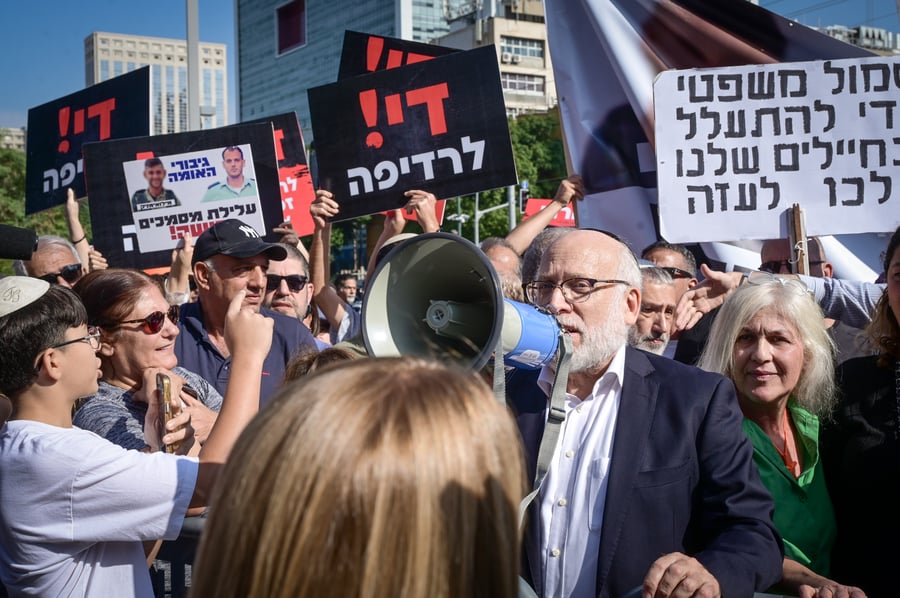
[493,334,506,404]
[517,332,573,528]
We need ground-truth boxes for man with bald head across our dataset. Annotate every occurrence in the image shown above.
[482,236,525,302]
[510,229,782,598]
[759,237,831,277]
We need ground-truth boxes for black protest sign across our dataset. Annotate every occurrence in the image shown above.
[338,30,457,79]
[82,123,282,271]
[309,45,517,220]
[244,112,316,235]
[25,67,151,214]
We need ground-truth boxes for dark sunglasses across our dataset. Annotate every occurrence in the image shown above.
[266,274,308,293]
[658,266,694,280]
[119,305,180,334]
[38,263,82,285]
[759,259,823,273]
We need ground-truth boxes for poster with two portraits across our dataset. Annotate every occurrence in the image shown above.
[83,123,284,270]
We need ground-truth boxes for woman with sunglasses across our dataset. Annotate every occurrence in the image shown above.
[821,226,900,598]
[698,273,866,597]
[72,269,222,454]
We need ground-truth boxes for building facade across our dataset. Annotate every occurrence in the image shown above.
[0,127,26,152]
[84,32,228,135]
[816,24,899,54]
[436,0,554,116]
[237,0,449,142]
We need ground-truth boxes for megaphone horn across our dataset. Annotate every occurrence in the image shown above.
[362,232,560,370]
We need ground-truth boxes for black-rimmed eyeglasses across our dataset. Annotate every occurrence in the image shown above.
[525,277,629,305]
[266,274,309,293]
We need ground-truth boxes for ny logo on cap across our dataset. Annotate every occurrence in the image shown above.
[239,225,261,238]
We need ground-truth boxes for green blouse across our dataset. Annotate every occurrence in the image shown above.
[742,402,836,576]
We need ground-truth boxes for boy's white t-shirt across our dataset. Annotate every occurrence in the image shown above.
[0,420,197,597]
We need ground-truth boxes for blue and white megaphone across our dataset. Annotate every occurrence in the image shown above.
[362,232,561,370]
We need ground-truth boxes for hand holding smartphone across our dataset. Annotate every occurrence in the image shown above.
[156,373,176,453]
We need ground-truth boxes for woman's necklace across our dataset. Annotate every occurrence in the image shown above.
[772,408,799,478]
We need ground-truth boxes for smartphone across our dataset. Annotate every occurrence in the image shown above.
[156,373,175,454]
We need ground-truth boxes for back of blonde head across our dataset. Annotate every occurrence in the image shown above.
[192,357,525,598]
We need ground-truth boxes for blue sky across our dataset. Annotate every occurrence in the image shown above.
[0,1,235,128]
[1,1,897,129]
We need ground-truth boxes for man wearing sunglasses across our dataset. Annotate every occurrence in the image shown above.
[262,243,331,348]
[640,241,700,360]
[175,219,318,404]
[13,236,84,289]
[755,237,866,363]
[640,241,699,298]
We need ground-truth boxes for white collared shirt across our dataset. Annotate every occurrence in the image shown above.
[536,344,626,598]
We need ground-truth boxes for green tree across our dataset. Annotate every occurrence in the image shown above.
[447,108,568,242]
[0,148,93,275]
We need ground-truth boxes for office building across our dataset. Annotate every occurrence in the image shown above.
[436,0,555,116]
[84,32,228,134]
[237,0,449,141]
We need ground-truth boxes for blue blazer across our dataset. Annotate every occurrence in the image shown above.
[507,347,783,598]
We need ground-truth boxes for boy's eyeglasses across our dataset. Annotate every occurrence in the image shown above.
[118,305,180,334]
[266,274,309,293]
[48,326,102,351]
[38,263,82,285]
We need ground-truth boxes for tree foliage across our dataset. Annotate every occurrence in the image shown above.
[448,108,567,242]
[0,148,94,275]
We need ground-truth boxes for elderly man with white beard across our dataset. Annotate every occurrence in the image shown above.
[508,229,782,598]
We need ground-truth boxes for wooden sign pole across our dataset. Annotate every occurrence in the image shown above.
[788,203,809,275]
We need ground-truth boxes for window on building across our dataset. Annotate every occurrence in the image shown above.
[500,72,545,95]
[500,36,544,58]
[276,0,307,55]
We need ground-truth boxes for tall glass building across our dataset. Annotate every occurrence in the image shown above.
[237,0,449,142]
[84,32,228,134]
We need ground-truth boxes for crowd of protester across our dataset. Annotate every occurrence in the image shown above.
[0,177,897,598]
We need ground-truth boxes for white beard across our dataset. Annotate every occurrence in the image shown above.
[557,301,629,373]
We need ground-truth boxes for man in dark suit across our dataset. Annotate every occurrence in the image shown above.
[513,229,782,598]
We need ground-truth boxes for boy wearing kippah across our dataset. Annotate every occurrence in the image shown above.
[0,278,271,596]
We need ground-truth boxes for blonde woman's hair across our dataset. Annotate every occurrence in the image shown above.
[697,278,837,419]
[191,357,525,598]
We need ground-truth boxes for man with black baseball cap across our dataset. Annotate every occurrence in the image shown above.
[175,219,317,404]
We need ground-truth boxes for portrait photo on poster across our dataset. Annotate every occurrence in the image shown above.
[123,144,265,254]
